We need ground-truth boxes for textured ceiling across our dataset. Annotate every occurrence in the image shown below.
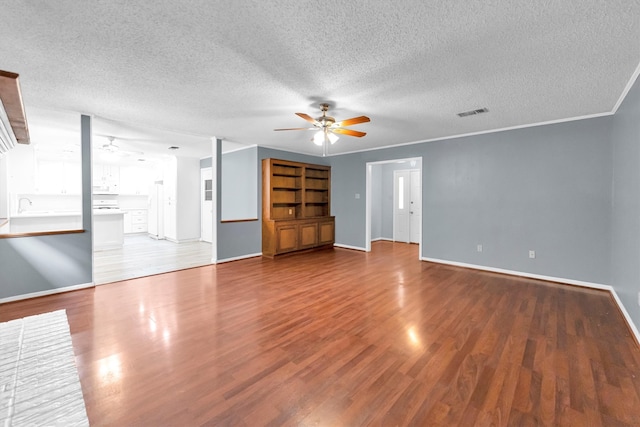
[1,0,639,157]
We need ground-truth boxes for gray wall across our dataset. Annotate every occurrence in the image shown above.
[221,147,258,220]
[611,76,640,329]
[215,147,328,260]
[0,115,93,300]
[0,83,636,333]
[331,116,613,285]
[203,148,260,220]
[200,157,212,168]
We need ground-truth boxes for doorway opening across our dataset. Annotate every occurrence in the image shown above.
[365,157,422,258]
[91,118,215,285]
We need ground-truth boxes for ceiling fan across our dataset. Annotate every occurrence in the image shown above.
[97,136,144,157]
[274,103,370,155]
[101,136,119,152]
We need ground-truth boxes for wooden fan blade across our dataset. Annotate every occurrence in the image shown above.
[332,128,367,137]
[335,115,370,127]
[295,113,319,125]
[274,127,314,131]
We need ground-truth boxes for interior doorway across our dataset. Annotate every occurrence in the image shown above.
[365,158,422,257]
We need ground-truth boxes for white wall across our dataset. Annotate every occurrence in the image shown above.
[161,156,201,242]
[176,156,201,241]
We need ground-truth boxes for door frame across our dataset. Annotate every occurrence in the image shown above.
[200,167,213,243]
[365,157,422,258]
[408,169,421,244]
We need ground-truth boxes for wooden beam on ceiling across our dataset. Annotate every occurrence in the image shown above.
[0,70,30,144]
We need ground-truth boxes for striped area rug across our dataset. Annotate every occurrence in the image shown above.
[0,310,89,426]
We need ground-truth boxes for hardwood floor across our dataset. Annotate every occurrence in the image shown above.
[2,242,639,426]
[93,234,212,284]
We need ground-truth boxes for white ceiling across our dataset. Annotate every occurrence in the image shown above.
[1,1,639,157]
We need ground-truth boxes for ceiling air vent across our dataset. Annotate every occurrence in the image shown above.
[457,107,489,118]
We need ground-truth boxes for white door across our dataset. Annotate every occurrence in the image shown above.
[409,169,421,243]
[201,168,213,243]
[393,170,410,243]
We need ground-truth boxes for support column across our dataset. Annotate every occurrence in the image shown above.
[211,137,221,263]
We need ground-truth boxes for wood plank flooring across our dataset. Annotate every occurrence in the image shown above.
[1,241,639,426]
[93,234,212,284]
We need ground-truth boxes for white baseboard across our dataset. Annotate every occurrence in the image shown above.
[421,257,609,288]
[0,282,94,304]
[609,288,640,345]
[165,237,200,244]
[371,238,394,242]
[215,252,262,264]
[422,257,640,345]
[334,243,367,252]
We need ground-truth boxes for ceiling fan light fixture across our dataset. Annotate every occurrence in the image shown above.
[313,131,324,146]
[276,103,369,150]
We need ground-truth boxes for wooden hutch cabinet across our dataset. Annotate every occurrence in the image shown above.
[262,158,335,257]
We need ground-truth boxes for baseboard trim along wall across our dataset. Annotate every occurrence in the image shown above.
[0,282,95,304]
[609,288,640,347]
[371,238,394,242]
[166,237,201,244]
[422,257,640,345]
[333,243,368,252]
[215,252,262,264]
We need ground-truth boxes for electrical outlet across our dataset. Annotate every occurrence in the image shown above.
[355,193,360,199]
[529,250,536,259]
[477,244,483,252]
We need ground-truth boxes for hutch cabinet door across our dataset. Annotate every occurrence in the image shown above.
[299,222,319,248]
[276,224,298,253]
[319,220,335,245]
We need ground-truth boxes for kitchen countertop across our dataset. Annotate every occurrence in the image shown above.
[11,211,82,218]
[93,209,124,215]
[10,209,126,218]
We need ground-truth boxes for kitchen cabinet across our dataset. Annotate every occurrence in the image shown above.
[93,163,120,194]
[119,166,151,195]
[6,145,36,194]
[94,210,124,250]
[262,159,334,257]
[123,209,148,233]
[36,159,81,194]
